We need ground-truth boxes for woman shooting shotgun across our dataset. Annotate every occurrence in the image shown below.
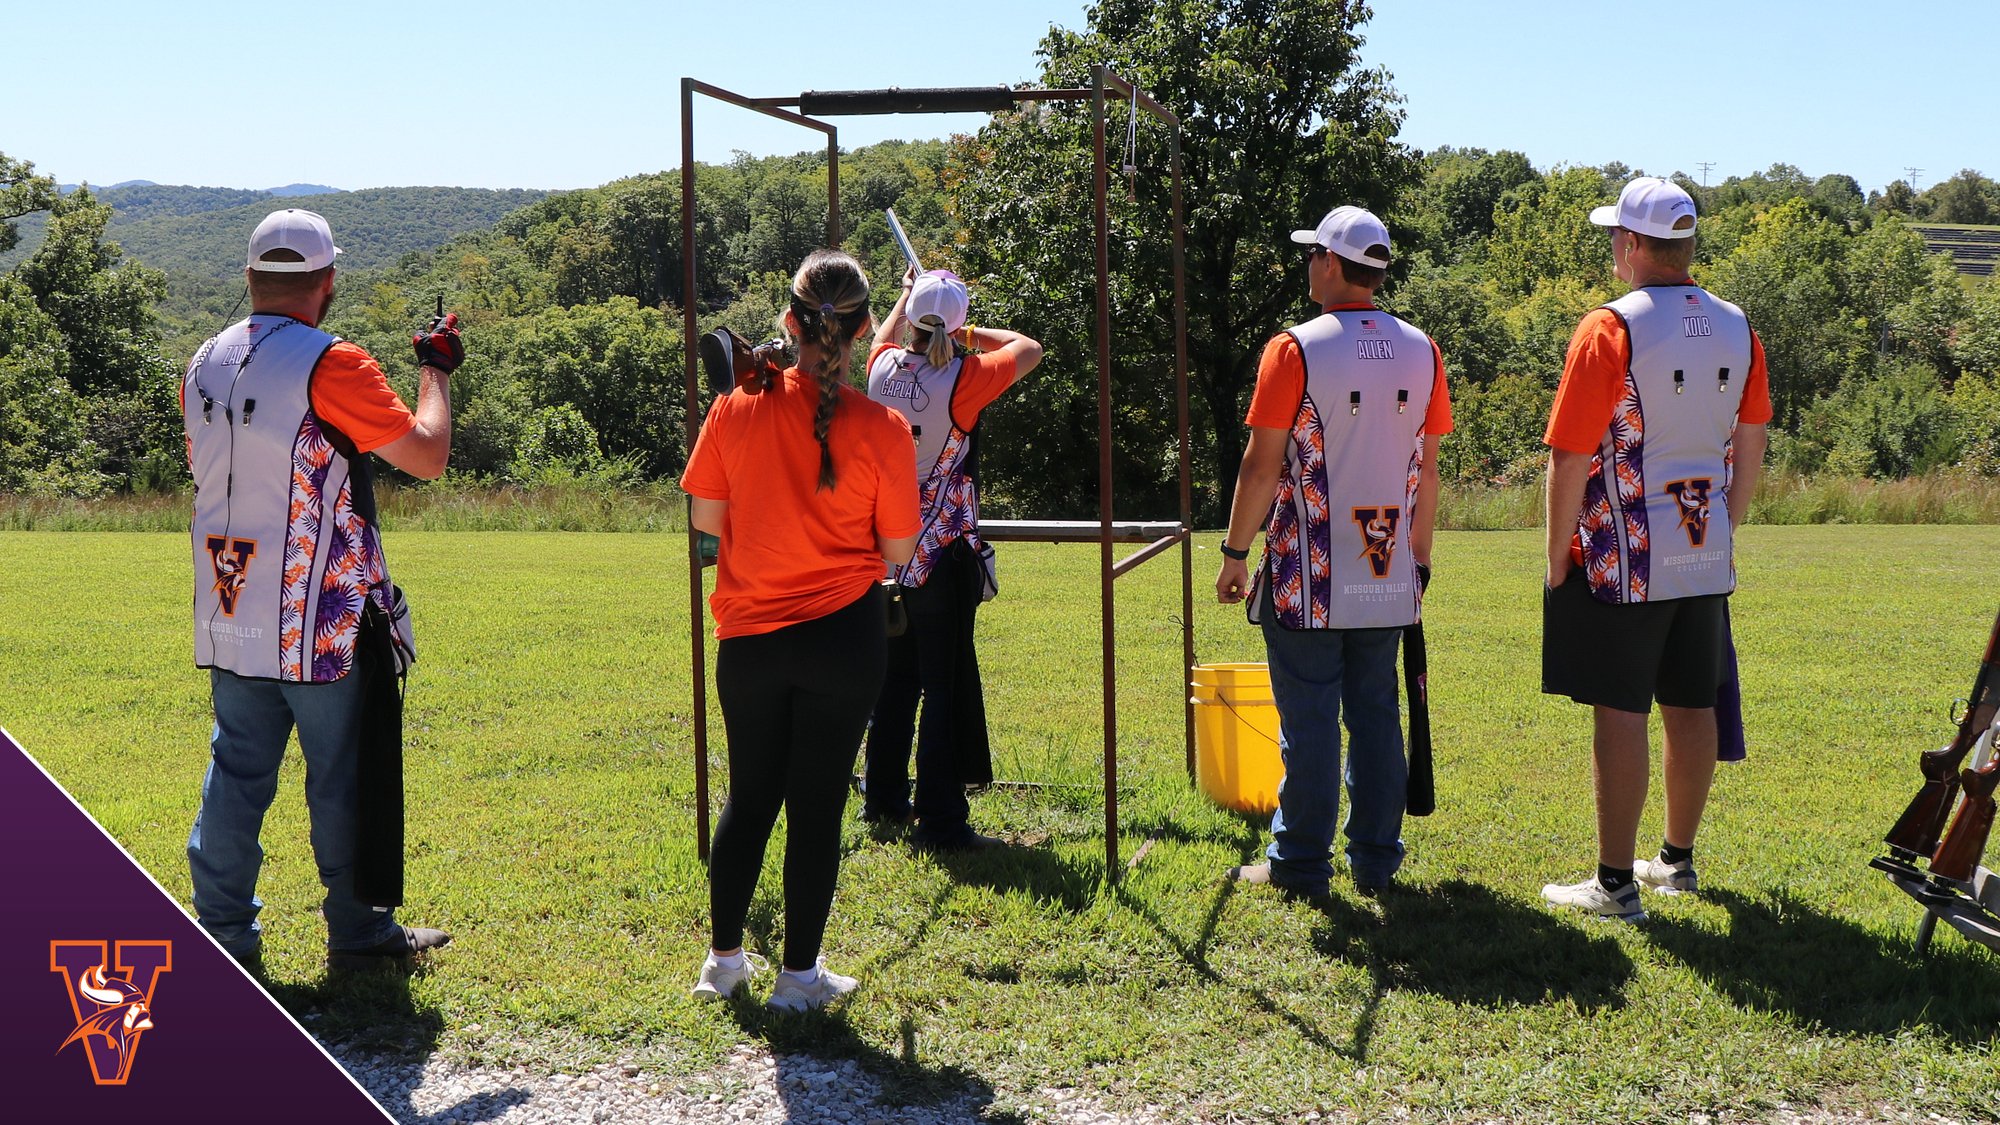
[861,267,1043,850]
[681,250,921,1011]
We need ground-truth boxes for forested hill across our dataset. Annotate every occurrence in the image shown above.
[0,185,550,276]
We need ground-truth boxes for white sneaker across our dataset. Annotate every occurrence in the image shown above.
[691,951,769,1000]
[1633,855,1697,894]
[1541,876,1646,922]
[766,958,859,1013]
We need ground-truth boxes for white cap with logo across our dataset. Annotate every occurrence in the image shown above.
[907,269,969,335]
[1290,205,1392,268]
[247,208,342,272]
[1590,177,1697,239]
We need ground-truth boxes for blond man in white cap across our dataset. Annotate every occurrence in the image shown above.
[1216,206,1452,900]
[180,209,462,971]
[1539,177,1772,921]
[861,268,1043,850]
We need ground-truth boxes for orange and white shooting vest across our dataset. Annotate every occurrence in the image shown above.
[1249,309,1436,631]
[1578,286,1752,604]
[866,345,981,588]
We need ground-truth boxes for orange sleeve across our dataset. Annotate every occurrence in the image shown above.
[1543,309,1629,454]
[950,350,1019,427]
[1422,338,1453,436]
[1244,334,1306,430]
[679,397,731,501]
[309,343,416,454]
[874,410,922,539]
[1738,330,1774,425]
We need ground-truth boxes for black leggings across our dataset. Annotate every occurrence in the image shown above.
[709,584,885,970]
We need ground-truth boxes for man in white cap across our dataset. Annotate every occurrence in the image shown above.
[1215,205,1451,900]
[180,209,463,971]
[1539,177,1772,921]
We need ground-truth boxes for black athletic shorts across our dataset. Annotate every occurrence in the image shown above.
[1541,572,1727,714]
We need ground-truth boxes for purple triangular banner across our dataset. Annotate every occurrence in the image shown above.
[0,728,394,1123]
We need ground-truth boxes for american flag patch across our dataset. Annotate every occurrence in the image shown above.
[1360,318,1379,331]
[1684,294,1700,307]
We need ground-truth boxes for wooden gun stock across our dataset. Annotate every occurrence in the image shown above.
[1930,761,2000,884]
[1883,608,2000,858]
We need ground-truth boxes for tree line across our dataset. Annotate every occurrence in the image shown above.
[3,0,1998,523]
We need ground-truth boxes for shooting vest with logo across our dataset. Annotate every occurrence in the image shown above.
[866,345,981,588]
[1577,285,1752,604]
[183,315,401,682]
[1249,309,1436,631]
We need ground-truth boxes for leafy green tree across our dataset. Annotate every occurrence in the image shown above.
[13,187,169,397]
[1441,372,1553,483]
[1399,146,1538,258]
[1483,166,1613,297]
[953,0,1420,520]
[1918,169,2000,226]
[500,296,683,475]
[0,152,58,256]
[1955,276,2000,378]
[1699,197,1865,427]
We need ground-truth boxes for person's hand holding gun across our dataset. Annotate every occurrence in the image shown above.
[413,299,465,375]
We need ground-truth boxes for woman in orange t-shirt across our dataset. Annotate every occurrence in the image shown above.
[680,250,921,1011]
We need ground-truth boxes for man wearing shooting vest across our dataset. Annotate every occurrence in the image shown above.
[1216,205,1451,900]
[1539,177,1771,922]
[181,209,461,971]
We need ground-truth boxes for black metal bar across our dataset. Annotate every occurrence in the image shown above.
[800,87,1020,116]
[680,79,711,862]
[827,132,841,247]
[1171,129,1195,782]
[1092,65,1119,879]
[1111,530,1188,579]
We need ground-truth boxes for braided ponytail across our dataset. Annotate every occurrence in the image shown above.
[783,250,871,491]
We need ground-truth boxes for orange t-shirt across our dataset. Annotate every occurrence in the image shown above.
[682,369,923,639]
[1543,306,1774,455]
[311,342,418,453]
[867,342,1020,430]
[1245,305,1453,435]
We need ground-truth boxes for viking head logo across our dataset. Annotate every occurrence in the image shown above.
[1351,506,1402,578]
[205,535,257,615]
[1664,478,1712,548]
[50,941,171,1085]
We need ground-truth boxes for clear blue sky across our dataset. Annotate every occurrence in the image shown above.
[11,0,1991,196]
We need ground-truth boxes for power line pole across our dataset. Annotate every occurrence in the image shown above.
[1905,166,1924,193]
[1696,161,1716,187]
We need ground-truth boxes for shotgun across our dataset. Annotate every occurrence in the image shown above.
[1405,562,1433,816]
[1929,758,2000,888]
[1882,608,2000,863]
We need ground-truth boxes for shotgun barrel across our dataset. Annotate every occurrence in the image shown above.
[1883,608,2000,859]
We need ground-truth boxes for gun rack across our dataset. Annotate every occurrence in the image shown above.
[679,71,1193,881]
[1876,863,2000,956]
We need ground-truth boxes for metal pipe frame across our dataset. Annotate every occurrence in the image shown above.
[680,71,1190,882]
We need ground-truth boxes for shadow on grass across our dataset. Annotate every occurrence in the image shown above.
[927,839,1099,912]
[273,965,530,1124]
[1647,886,2000,1041]
[727,1001,1025,1122]
[1310,879,1635,1014]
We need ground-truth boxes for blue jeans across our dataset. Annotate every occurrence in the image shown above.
[187,669,400,955]
[1261,603,1408,893]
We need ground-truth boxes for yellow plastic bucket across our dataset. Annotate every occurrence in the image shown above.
[1190,662,1283,814]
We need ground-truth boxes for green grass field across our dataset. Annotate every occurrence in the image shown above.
[3,528,1998,1122]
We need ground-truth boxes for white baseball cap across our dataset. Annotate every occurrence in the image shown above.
[1590,177,1698,239]
[907,269,969,335]
[1290,205,1392,268]
[247,208,342,272]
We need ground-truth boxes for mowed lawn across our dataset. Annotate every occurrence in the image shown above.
[3,527,1998,1122]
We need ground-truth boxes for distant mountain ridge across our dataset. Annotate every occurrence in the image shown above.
[57,181,343,195]
[4,183,549,277]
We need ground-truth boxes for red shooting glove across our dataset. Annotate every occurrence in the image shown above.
[412,312,465,374]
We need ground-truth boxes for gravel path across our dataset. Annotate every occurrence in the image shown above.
[333,1043,1174,1125]
[330,1043,1979,1125]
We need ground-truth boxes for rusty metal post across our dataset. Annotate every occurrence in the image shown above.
[826,133,841,246]
[1171,131,1195,781]
[680,78,711,861]
[1092,66,1119,878]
